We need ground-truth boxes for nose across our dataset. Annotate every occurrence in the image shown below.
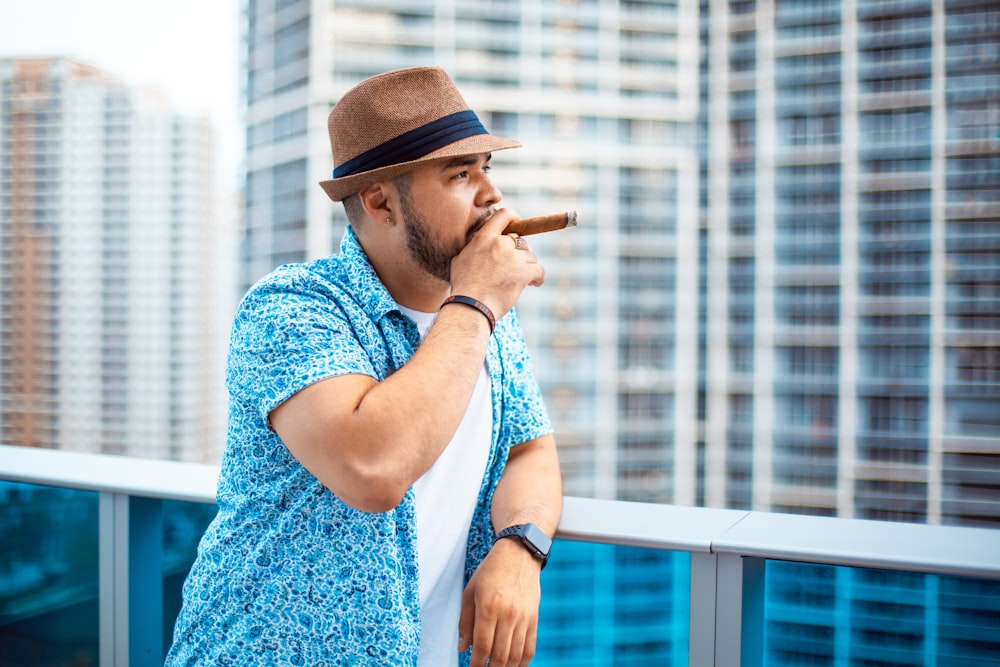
[476,172,502,209]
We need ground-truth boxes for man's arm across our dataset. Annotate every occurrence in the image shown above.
[458,434,562,667]
[268,305,491,512]
[269,209,543,513]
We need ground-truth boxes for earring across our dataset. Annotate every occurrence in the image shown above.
[385,216,392,225]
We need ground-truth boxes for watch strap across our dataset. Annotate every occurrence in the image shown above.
[495,523,551,569]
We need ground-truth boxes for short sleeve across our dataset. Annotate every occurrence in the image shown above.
[497,310,553,447]
[226,269,377,424]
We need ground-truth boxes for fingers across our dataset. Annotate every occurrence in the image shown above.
[486,613,517,666]
[478,207,518,236]
[459,592,536,667]
[466,613,531,667]
[469,606,497,667]
[498,618,530,667]
[518,619,537,667]
[458,587,475,654]
[507,238,545,290]
[505,234,546,287]
[450,208,546,320]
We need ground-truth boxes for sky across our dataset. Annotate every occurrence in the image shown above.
[0,0,243,193]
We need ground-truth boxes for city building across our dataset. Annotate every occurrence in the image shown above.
[0,57,222,462]
[0,0,995,663]
[700,0,999,528]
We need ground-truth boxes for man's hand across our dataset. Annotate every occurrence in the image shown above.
[450,208,546,323]
[458,538,543,667]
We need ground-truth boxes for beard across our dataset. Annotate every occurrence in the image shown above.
[398,192,495,285]
[399,193,454,283]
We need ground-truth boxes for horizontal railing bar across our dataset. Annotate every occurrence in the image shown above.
[710,510,1000,580]
[2,444,999,580]
[558,496,750,553]
[0,444,217,504]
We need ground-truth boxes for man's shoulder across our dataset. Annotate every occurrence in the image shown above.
[252,254,343,291]
[236,255,354,315]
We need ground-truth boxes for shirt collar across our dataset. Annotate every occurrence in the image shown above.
[338,225,402,324]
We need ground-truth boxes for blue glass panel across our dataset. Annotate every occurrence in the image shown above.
[535,541,690,666]
[0,481,99,665]
[161,500,217,656]
[764,560,1000,666]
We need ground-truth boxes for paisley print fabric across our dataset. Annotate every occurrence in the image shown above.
[165,226,552,666]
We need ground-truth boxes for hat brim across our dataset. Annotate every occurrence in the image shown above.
[319,133,521,202]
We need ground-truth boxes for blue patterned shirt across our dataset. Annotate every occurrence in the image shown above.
[166,226,552,666]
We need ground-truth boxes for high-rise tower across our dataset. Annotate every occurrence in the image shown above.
[0,57,221,462]
[700,0,999,527]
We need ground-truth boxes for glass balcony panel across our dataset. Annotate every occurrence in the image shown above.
[535,541,690,666]
[0,481,99,665]
[764,560,1000,666]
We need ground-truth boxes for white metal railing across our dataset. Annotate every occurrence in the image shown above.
[2,443,999,667]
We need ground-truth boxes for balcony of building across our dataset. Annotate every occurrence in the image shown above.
[1,443,999,667]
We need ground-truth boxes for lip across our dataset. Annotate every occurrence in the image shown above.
[465,207,499,242]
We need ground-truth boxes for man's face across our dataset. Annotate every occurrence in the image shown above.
[395,152,501,284]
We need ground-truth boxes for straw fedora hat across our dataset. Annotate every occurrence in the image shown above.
[319,67,521,202]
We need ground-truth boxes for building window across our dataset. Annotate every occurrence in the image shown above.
[274,17,309,69]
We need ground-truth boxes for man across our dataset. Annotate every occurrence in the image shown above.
[166,67,562,667]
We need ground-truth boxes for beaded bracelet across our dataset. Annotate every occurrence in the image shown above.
[440,295,496,334]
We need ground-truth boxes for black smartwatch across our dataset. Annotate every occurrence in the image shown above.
[495,523,552,569]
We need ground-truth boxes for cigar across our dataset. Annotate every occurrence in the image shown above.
[503,211,578,237]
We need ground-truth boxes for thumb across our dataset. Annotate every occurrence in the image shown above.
[457,584,475,653]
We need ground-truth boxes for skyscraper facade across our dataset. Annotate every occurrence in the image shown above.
[700,0,999,527]
[0,57,221,462]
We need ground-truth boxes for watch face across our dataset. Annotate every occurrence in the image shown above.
[522,523,552,557]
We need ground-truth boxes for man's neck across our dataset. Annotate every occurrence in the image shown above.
[355,231,451,312]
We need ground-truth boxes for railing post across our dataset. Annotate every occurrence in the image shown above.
[715,554,766,667]
[690,553,720,666]
[98,491,164,667]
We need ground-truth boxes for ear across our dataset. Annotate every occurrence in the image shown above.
[357,181,396,226]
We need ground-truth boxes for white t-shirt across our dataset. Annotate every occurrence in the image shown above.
[401,307,492,667]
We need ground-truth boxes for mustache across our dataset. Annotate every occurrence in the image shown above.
[464,207,498,244]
